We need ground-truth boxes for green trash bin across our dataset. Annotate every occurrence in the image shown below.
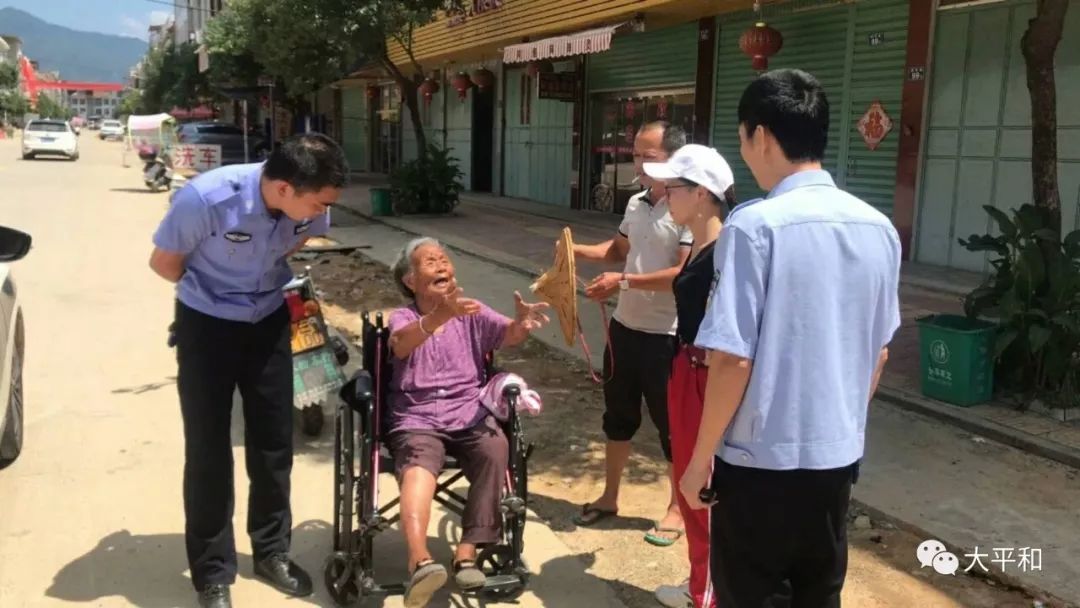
[370,187,393,216]
[916,314,996,406]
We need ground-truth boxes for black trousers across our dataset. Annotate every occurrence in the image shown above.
[174,301,294,591]
[601,318,677,460]
[709,458,858,608]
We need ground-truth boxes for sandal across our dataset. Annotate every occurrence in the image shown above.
[453,558,486,590]
[644,526,685,547]
[572,502,618,526]
[404,559,447,608]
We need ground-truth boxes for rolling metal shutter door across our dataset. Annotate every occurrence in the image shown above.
[915,1,1080,271]
[504,66,575,206]
[843,0,909,218]
[712,5,851,201]
[587,22,698,92]
[711,0,908,218]
[340,86,369,172]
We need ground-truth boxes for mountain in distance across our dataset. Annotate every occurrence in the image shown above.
[0,7,146,83]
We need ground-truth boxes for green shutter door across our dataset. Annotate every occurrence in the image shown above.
[843,0,909,217]
[504,68,532,200]
[504,67,575,206]
[712,0,908,217]
[915,0,1080,271]
[587,23,698,92]
[340,86,369,172]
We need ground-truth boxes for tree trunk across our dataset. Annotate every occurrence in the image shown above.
[379,55,428,153]
[1021,0,1069,237]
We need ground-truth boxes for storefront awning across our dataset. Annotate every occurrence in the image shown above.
[502,25,618,64]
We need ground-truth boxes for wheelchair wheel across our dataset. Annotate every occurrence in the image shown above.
[324,551,361,606]
[333,405,355,552]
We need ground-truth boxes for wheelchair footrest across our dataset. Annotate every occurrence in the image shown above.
[478,573,527,592]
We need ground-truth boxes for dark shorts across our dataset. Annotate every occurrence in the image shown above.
[602,318,677,460]
[387,415,509,545]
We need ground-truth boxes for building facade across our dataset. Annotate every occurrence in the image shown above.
[334,0,1078,273]
[174,0,225,46]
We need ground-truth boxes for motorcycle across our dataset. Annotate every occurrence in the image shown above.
[284,267,350,436]
[139,144,173,192]
[165,264,350,437]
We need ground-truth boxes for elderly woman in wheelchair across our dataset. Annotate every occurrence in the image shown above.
[381,237,549,606]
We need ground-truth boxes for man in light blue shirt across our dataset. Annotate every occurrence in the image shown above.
[150,134,346,608]
[679,70,901,607]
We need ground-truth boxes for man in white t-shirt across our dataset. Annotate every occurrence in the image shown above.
[571,121,692,545]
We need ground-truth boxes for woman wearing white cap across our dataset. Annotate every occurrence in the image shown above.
[643,144,736,608]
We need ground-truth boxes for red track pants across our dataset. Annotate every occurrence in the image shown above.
[668,347,716,608]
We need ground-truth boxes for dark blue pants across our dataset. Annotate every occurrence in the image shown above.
[174,301,294,591]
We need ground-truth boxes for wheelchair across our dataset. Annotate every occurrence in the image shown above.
[324,310,533,606]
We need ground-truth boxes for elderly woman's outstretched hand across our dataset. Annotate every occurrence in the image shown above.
[513,291,550,331]
[439,282,482,318]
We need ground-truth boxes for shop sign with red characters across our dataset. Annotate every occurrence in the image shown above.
[857,101,893,151]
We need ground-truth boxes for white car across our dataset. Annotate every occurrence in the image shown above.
[99,119,125,140]
[0,226,30,469]
[21,120,80,161]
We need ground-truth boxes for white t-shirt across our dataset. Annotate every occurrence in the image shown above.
[614,190,692,335]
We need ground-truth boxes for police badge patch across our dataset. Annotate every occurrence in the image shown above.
[224,231,252,243]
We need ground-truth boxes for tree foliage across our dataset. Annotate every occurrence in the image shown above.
[116,89,143,120]
[34,93,71,120]
[0,90,30,121]
[138,41,211,114]
[0,62,18,90]
[205,0,462,149]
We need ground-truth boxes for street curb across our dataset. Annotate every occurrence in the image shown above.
[848,499,1073,607]
[876,386,1080,471]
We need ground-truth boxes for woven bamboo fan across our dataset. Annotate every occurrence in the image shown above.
[530,227,578,347]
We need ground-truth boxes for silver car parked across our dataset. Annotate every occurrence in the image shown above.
[0,226,31,468]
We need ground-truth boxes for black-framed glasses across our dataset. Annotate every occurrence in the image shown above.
[665,183,697,191]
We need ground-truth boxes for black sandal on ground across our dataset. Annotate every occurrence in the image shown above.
[452,558,486,590]
[404,559,448,608]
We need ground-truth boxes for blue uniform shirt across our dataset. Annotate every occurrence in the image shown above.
[153,163,330,323]
[694,170,901,471]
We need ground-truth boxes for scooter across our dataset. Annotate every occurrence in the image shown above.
[139,145,173,192]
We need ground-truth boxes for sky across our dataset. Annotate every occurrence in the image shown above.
[0,0,172,40]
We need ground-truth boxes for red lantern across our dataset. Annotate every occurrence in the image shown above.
[365,85,378,100]
[739,21,783,71]
[526,60,553,77]
[450,72,472,100]
[471,67,495,91]
[418,78,440,108]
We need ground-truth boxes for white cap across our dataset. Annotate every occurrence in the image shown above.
[643,144,735,201]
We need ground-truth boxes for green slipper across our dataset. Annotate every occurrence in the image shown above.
[644,526,685,547]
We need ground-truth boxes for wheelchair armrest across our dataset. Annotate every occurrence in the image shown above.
[339,370,374,411]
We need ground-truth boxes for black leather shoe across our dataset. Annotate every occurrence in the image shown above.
[198,584,232,608]
[254,553,314,597]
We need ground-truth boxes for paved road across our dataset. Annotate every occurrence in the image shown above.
[0,136,622,608]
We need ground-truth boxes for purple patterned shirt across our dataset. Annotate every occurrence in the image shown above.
[387,303,509,433]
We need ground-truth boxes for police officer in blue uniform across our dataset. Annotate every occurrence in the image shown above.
[150,133,348,608]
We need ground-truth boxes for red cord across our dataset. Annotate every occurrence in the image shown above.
[575,277,615,385]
